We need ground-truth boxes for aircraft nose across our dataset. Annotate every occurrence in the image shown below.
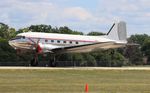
[8,40,17,49]
[8,40,13,46]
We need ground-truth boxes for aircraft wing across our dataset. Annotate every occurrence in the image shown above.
[52,42,125,53]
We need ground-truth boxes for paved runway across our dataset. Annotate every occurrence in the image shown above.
[0,66,150,70]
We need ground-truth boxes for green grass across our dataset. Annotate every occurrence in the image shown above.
[0,69,150,93]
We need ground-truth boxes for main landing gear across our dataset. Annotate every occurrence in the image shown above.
[30,53,56,67]
[30,39,41,66]
[30,54,39,66]
[49,54,56,67]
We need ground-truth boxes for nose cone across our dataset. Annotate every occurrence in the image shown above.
[9,39,34,50]
[9,40,17,49]
[8,40,13,46]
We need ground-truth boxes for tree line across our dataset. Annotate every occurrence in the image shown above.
[0,22,150,67]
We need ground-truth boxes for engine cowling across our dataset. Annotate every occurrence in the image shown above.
[36,43,61,53]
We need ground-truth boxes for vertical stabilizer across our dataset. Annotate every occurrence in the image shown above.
[107,21,127,41]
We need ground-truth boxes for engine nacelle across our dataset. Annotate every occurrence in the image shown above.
[37,43,62,53]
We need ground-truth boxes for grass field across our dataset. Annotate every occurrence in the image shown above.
[0,68,150,93]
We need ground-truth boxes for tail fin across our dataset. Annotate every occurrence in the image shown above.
[107,21,127,41]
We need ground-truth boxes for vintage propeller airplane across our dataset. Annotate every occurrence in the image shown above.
[9,21,127,66]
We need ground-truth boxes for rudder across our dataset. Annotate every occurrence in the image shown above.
[107,21,127,41]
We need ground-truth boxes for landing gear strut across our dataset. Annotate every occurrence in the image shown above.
[30,54,39,66]
[49,54,56,67]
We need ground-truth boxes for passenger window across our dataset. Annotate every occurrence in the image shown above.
[51,40,54,43]
[76,42,79,44]
[70,41,72,44]
[57,40,60,43]
[22,36,25,39]
[63,41,66,43]
[45,39,48,42]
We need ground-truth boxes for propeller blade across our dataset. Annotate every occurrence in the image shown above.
[36,44,42,53]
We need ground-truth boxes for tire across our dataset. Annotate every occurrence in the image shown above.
[30,58,38,66]
[49,59,56,67]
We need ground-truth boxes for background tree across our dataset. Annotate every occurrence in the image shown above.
[17,28,30,34]
[82,53,97,66]
[72,53,84,66]
[141,37,150,64]
[87,31,105,36]
[0,23,16,40]
[124,45,143,65]
[0,23,9,39]
[29,24,52,33]
[126,34,149,65]
[128,34,149,46]
[91,49,125,67]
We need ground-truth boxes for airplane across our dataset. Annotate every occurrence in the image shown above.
[9,21,127,66]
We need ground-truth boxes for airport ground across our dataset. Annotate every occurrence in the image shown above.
[0,67,150,93]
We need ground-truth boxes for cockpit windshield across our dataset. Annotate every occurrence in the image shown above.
[10,36,25,40]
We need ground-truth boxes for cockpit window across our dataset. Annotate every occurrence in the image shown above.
[10,36,24,40]
[22,36,25,39]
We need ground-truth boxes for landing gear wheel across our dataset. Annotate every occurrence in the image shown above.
[49,54,56,67]
[49,60,56,67]
[30,58,38,66]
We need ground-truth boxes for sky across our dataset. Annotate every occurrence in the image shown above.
[0,0,150,36]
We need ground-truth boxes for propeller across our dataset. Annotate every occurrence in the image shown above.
[29,38,43,54]
[36,43,42,53]
[27,38,44,66]
[35,39,42,54]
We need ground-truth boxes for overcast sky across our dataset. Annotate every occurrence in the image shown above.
[0,0,150,35]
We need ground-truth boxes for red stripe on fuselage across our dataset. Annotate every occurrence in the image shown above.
[25,36,98,43]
